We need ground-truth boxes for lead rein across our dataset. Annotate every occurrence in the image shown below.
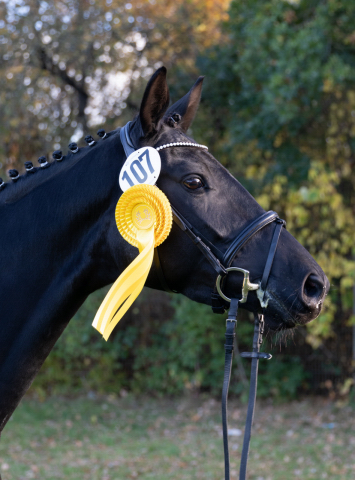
[222,306,272,480]
[222,298,239,480]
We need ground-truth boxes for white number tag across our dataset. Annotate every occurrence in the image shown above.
[119,147,161,192]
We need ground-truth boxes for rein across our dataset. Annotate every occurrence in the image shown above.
[119,122,286,479]
[218,215,284,480]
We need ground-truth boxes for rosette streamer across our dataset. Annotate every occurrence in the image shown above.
[93,184,172,340]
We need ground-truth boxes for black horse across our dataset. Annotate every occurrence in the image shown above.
[0,67,329,434]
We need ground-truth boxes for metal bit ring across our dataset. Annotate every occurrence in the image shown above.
[216,267,259,304]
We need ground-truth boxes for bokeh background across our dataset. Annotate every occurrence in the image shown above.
[1,0,355,402]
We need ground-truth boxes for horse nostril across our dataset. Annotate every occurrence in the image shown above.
[303,273,325,303]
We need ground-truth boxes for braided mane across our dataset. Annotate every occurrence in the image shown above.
[0,129,119,204]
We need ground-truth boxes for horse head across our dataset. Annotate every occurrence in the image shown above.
[121,67,329,331]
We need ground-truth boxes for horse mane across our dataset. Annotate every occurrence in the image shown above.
[0,129,120,205]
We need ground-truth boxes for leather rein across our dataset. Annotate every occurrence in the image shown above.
[119,122,286,480]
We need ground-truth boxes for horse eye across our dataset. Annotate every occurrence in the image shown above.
[183,177,204,190]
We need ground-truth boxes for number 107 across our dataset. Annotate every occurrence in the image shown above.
[121,149,155,188]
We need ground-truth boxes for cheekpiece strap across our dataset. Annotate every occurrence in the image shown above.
[258,219,285,303]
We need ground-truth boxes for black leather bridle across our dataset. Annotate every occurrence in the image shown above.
[120,122,285,303]
[120,122,286,480]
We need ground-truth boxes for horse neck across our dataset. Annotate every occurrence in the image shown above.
[0,132,127,431]
[4,132,126,286]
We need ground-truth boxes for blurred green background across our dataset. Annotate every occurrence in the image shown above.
[1,0,355,402]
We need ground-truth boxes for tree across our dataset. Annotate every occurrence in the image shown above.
[0,0,230,176]
[200,0,355,348]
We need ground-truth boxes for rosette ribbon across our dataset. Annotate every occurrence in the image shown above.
[92,184,173,340]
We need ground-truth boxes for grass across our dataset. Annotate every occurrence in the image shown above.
[0,394,354,479]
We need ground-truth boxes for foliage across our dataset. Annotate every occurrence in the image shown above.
[31,291,308,401]
[199,0,355,345]
[258,356,308,401]
[0,0,230,176]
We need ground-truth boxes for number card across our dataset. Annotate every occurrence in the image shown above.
[119,147,161,192]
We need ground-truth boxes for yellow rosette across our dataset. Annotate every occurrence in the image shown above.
[92,184,173,340]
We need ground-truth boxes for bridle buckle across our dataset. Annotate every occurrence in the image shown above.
[216,267,259,304]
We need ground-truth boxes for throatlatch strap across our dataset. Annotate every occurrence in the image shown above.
[222,298,238,480]
[153,248,177,294]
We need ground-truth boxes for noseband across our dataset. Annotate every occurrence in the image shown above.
[120,123,286,480]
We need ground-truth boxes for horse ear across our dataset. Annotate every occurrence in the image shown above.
[165,76,204,133]
[138,66,170,136]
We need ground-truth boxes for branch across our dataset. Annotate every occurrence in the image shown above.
[38,47,88,101]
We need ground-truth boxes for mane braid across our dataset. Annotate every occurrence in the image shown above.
[0,130,119,205]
